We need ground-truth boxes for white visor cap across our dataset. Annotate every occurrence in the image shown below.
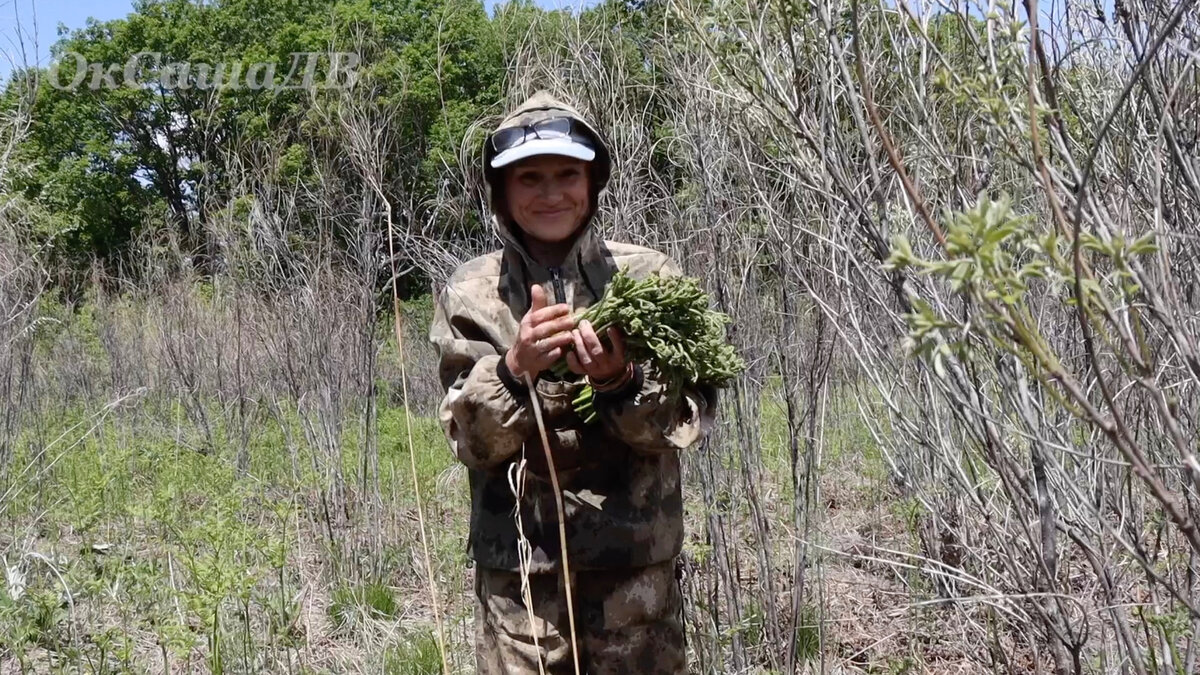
[490,136,596,168]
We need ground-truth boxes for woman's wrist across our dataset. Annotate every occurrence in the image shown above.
[497,350,530,397]
[505,348,527,380]
[587,361,634,393]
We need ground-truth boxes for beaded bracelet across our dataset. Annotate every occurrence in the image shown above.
[587,361,635,393]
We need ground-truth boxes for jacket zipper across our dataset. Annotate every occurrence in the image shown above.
[549,266,566,305]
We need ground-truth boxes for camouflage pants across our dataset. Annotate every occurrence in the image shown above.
[474,558,686,674]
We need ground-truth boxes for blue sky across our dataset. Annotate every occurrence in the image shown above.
[1,0,132,80]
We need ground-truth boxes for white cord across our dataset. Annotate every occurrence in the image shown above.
[508,454,548,675]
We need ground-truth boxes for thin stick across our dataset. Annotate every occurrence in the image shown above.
[387,216,451,675]
[851,0,946,251]
[523,372,583,675]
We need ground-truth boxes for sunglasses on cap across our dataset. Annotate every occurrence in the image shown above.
[489,116,594,154]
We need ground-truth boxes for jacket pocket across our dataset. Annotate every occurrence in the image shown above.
[533,376,584,427]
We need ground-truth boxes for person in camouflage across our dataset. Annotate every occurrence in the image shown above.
[430,90,716,674]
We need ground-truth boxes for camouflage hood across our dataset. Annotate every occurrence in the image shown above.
[482,91,614,315]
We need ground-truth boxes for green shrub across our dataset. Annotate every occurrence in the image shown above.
[0,587,67,648]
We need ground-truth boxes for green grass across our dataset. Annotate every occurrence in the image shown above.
[383,629,444,675]
[792,603,821,665]
[329,581,400,629]
[754,377,888,511]
[0,398,466,672]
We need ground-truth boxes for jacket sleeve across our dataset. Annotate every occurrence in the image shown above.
[592,364,717,455]
[430,286,533,470]
[590,255,718,454]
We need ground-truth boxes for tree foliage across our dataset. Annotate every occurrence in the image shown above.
[4,0,515,290]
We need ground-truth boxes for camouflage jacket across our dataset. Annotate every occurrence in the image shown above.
[429,92,716,573]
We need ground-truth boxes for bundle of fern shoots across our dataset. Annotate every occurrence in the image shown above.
[550,269,744,423]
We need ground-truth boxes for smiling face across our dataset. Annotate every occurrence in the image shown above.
[503,155,591,245]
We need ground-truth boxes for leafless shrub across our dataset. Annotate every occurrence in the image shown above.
[0,77,47,493]
[655,0,1200,671]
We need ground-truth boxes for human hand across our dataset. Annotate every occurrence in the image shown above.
[565,319,629,382]
[505,284,576,379]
